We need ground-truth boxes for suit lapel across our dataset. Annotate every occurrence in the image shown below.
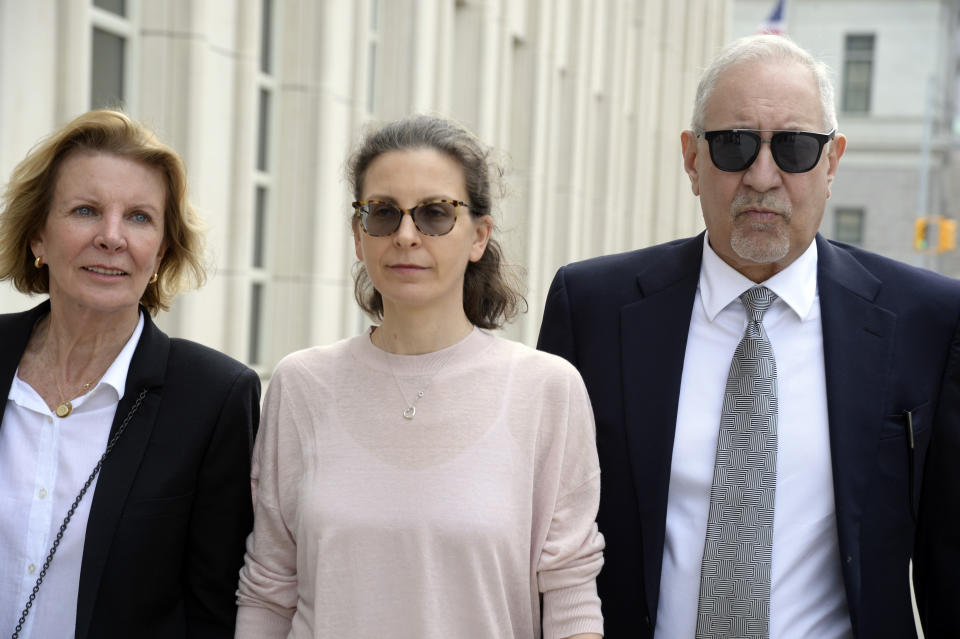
[75,311,169,639]
[620,235,703,619]
[0,302,52,428]
[816,235,896,628]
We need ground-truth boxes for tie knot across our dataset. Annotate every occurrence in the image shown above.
[740,286,777,323]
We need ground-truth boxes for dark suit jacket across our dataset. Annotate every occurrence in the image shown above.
[537,233,960,638]
[0,301,260,639]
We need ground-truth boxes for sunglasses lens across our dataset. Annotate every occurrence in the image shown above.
[708,131,760,172]
[362,202,402,236]
[771,132,823,173]
[413,201,458,235]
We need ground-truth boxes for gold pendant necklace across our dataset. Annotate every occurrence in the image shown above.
[53,371,107,419]
[42,316,120,419]
[55,399,73,418]
[53,376,73,417]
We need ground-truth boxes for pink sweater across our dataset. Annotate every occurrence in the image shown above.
[236,328,604,638]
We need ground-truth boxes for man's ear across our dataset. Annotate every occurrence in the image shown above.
[681,130,701,196]
[825,133,846,199]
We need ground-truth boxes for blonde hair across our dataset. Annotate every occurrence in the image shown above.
[0,109,206,313]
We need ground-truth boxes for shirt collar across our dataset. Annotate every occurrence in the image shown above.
[699,232,819,321]
[9,311,145,413]
[96,311,145,401]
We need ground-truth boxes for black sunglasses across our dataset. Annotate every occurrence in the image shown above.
[701,128,836,173]
[352,199,468,237]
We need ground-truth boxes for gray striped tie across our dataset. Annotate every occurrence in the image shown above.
[696,286,778,639]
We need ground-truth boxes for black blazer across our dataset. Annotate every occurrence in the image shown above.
[537,233,960,638]
[0,301,260,639]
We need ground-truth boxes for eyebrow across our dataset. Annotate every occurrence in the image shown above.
[56,196,164,213]
[721,120,815,130]
[363,195,460,204]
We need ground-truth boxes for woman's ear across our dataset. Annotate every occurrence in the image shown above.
[469,215,494,262]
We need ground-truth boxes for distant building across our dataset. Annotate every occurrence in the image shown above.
[0,0,727,370]
[734,0,960,278]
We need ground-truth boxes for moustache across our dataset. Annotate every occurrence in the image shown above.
[731,193,792,220]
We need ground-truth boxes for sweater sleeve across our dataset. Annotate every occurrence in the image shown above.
[235,362,302,638]
[537,365,605,638]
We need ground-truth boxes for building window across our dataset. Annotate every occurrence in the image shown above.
[248,282,264,365]
[90,1,134,109]
[366,0,380,113]
[253,186,268,268]
[260,0,274,74]
[94,0,125,15]
[843,34,874,114]
[249,0,277,368]
[256,88,271,171]
[91,27,125,108]
[834,207,865,244]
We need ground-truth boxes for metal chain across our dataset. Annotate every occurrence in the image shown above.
[10,388,148,639]
[378,332,459,421]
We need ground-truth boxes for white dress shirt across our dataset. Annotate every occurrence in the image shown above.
[654,236,853,638]
[0,312,144,639]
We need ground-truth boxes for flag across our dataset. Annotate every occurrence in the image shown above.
[758,0,787,34]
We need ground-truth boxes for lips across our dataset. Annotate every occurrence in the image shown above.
[84,266,128,276]
[387,264,427,275]
[737,208,784,223]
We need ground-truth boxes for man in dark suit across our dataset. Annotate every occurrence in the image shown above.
[538,34,960,638]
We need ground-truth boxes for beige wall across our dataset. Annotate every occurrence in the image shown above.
[0,0,728,375]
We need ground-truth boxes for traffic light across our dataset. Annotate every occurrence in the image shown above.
[939,217,956,252]
[914,216,957,253]
[914,218,930,251]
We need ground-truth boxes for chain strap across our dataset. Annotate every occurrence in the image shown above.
[10,388,148,639]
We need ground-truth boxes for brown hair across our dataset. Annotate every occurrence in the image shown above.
[0,109,206,313]
[347,115,525,329]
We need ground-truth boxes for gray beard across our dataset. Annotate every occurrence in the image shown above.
[730,221,790,264]
[728,192,792,264]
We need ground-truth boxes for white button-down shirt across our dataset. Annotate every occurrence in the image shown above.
[0,312,143,639]
[654,236,853,638]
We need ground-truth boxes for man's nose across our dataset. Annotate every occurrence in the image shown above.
[742,141,784,192]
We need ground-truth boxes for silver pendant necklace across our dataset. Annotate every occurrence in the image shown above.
[401,391,424,420]
[377,330,460,420]
[386,359,447,420]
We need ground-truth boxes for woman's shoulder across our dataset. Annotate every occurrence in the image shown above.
[163,340,260,407]
[270,333,364,381]
[481,331,584,385]
[0,301,49,334]
[168,337,255,379]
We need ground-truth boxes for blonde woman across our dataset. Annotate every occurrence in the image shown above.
[0,110,259,638]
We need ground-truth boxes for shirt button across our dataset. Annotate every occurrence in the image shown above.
[38,488,47,499]
[46,416,53,424]
[27,564,36,574]
[846,555,853,564]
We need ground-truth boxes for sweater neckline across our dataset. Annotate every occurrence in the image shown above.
[354,325,488,377]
